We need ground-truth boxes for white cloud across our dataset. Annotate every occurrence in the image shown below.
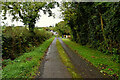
[1,6,63,27]
[36,7,63,27]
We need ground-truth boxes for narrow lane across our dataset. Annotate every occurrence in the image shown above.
[58,38,107,78]
[39,37,71,78]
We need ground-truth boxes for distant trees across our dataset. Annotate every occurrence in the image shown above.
[61,2,120,62]
[2,2,59,33]
[54,21,71,36]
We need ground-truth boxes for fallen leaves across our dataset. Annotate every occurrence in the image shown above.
[26,57,32,61]
[108,68,113,71]
[91,56,95,58]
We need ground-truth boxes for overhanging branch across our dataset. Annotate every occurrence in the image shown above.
[7,6,13,9]
[7,4,24,20]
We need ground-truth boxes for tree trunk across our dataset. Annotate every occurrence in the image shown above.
[28,22,35,45]
[28,22,35,34]
[99,12,109,49]
[11,32,15,60]
[99,12,106,42]
[19,37,22,53]
[71,27,77,41]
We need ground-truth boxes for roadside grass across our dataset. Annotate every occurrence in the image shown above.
[2,37,54,78]
[62,38,120,78]
[56,39,81,78]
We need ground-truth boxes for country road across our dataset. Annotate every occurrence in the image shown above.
[36,37,110,79]
[36,37,71,78]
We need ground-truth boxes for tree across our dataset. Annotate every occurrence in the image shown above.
[61,2,92,44]
[61,2,120,56]
[54,21,71,36]
[2,2,59,33]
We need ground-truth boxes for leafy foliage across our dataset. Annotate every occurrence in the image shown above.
[61,2,120,62]
[54,21,71,36]
[2,37,54,78]
[1,2,59,32]
[2,26,52,60]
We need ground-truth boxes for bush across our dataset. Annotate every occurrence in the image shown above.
[112,54,120,63]
[34,29,52,43]
[2,26,31,59]
[2,59,12,67]
[2,26,52,60]
[2,37,54,78]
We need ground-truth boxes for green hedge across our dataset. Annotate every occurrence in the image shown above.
[2,37,54,78]
[2,26,52,60]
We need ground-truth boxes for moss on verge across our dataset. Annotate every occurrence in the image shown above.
[56,39,81,78]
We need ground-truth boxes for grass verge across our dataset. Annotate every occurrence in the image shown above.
[62,38,120,78]
[56,39,81,78]
[2,37,54,78]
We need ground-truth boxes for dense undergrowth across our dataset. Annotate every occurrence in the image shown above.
[2,37,54,78]
[2,26,52,60]
[63,39,120,78]
[59,2,120,63]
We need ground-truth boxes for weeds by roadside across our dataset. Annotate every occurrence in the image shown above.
[56,39,81,78]
[2,37,54,78]
[62,39,120,78]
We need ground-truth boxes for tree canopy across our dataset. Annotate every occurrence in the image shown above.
[2,2,59,32]
[60,2,120,57]
[54,21,71,36]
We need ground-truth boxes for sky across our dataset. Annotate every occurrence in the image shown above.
[1,5,63,27]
